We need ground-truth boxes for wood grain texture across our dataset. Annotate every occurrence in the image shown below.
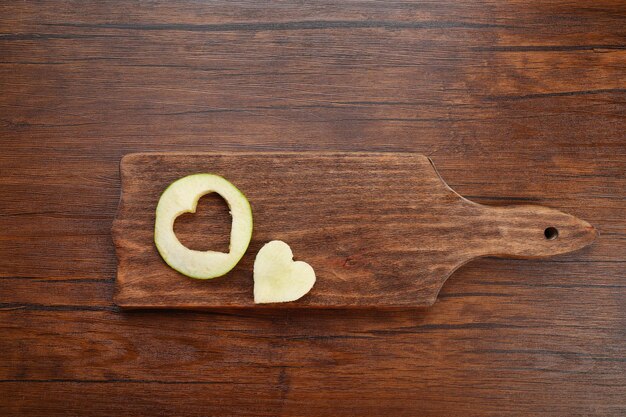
[114,152,596,308]
[0,0,625,415]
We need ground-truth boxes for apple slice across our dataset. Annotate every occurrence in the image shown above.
[254,240,316,304]
[154,174,253,279]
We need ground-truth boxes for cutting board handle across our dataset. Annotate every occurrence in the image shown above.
[468,203,598,259]
[427,158,597,261]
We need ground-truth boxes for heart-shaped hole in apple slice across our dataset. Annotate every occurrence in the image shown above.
[174,192,231,253]
[254,240,316,304]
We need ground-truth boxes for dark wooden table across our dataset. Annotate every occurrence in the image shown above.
[1,1,624,415]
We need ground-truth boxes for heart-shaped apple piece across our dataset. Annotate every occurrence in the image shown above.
[254,240,316,304]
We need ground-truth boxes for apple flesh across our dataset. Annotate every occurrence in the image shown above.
[154,174,253,279]
[254,240,316,304]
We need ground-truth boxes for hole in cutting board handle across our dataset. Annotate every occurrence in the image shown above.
[544,227,559,240]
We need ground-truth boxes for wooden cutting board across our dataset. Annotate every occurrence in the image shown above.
[113,152,597,309]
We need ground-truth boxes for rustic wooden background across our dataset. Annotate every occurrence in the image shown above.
[1,1,624,415]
